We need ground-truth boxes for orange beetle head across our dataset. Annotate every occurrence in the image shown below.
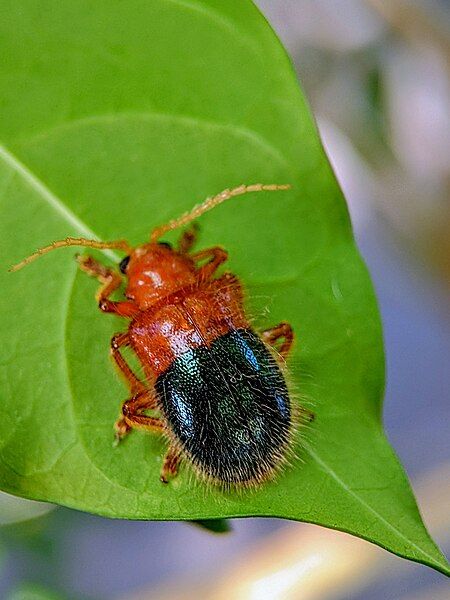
[120,242,197,309]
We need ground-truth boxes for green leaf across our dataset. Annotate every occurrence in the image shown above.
[192,519,232,534]
[0,0,447,576]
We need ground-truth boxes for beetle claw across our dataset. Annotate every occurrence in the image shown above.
[113,417,130,447]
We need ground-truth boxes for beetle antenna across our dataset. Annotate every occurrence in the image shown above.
[9,237,133,272]
[150,183,291,242]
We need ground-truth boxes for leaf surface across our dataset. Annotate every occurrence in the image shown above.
[0,0,447,575]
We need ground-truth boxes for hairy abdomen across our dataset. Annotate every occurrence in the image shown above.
[155,328,292,486]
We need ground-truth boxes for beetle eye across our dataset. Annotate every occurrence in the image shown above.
[119,255,130,274]
[158,241,172,249]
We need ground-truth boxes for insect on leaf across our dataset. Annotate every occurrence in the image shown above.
[0,0,448,576]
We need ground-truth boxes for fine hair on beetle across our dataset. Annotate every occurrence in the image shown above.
[11,182,315,489]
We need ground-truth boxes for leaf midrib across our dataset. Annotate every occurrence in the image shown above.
[0,144,119,263]
[307,448,446,572]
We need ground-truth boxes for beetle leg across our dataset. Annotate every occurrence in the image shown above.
[261,325,315,422]
[76,255,138,318]
[177,223,199,254]
[110,333,160,444]
[261,322,294,359]
[160,446,181,484]
[262,325,315,421]
[111,333,147,395]
[76,255,121,300]
[191,246,228,280]
[114,389,161,444]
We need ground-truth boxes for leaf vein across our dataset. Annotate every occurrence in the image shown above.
[0,144,119,262]
[308,447,445,569]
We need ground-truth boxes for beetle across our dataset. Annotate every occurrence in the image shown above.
[11,183,306,488]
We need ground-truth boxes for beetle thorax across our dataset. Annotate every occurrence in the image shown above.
[125,243,197,309]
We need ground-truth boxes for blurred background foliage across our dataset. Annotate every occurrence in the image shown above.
[1,1,449,598]
[262,0,450,281]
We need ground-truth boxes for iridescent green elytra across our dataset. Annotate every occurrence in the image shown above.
[155,328,292,486]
